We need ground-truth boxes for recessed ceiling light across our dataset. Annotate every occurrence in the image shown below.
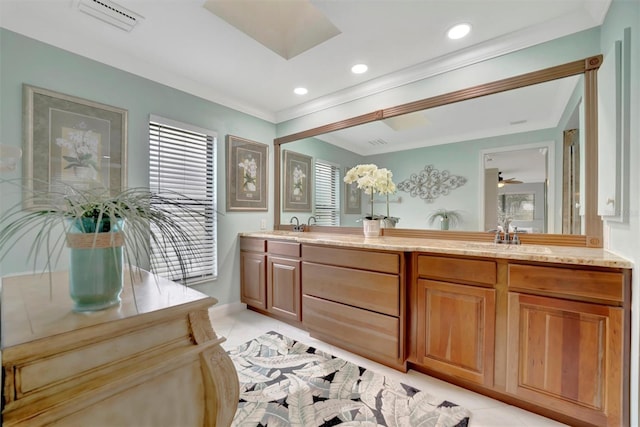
[447,23,471,40]
[294,87,308,95]
[351,64,368,74]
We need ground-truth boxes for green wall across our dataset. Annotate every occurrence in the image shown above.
[0,29,276,305]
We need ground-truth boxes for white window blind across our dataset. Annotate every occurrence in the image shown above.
[149,115,217,283]
[314,160,340,226]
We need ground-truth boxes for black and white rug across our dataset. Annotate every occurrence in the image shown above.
[228,331,470,427]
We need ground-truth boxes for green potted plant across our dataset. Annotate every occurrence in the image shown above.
[427,209,463,230]
[0,184,210,311]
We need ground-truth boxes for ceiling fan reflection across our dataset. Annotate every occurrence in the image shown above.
[498,171,523,187]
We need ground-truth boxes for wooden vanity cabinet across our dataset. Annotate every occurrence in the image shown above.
[240,237,267,309]
[301,244,406,370]
[505,263,629,427]
[239,237,302,323]
[411,254,497,387]
[240,235,631,426]
[409,254,630,426]
[266,240,301,322]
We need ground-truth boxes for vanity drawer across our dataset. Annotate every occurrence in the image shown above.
[240,237,266,253]
[267,240,300,257]
[417,255,496,286]
[303,295,399,361]
[302,245,399,274]
[508,264,625,305]
[302,262,399,316]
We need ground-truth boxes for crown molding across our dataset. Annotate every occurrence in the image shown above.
[274,8,603,124]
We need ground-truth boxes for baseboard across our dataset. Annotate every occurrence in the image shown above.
[209,301,247,319]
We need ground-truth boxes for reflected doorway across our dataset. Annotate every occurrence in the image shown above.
[562,129,581,234]
[482,142,553,233]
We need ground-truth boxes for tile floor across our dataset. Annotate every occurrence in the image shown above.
[211,307,567,427]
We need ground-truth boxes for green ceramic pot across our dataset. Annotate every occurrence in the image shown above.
[67,218,124,312]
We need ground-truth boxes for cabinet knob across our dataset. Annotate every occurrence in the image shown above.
[606,198,615,206]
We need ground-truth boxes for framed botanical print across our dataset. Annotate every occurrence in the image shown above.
[226,135,268,211]
[344,167,362,214]
[283,150,312,212]
[22,84,128,209]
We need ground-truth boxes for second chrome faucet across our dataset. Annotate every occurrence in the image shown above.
[289,216,317,232]
[290,216,304,232]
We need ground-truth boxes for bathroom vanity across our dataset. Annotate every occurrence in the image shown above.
[239,231,631,427]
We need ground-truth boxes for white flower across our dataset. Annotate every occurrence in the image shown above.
[239,157,258,191]
[56,127,100,172]
[55,138,74,150]
[344,164,396,196]
[344,164,396,219]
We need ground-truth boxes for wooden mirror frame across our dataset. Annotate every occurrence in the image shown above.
[274,55,603,247]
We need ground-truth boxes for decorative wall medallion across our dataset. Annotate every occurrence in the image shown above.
[397,164,467,203]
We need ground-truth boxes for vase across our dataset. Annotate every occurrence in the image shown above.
[73,165,94,180]
[440,217,450,230]
[381,217,399,228]
[363,218,381,237]
[66,219,124,312]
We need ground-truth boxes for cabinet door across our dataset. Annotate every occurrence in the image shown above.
[506,292,624,426]
[415,279,495,386]
[240,251,266,309]
[267,256,301,322]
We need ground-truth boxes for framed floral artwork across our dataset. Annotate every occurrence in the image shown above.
[226,135,268,211]
[22,85,128,209]
[344,167,362,214]
[283,150,312,212]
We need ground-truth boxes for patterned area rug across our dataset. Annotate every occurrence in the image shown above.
[228,331,470,426]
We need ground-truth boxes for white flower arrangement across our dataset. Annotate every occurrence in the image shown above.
[292,165,306,197]
[344,164,396,219]
[238,156,257,192]
[55,124,100,180]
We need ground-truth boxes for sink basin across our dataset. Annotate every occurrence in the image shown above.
[450,241,553,254]
[499,244,553,254]
[259,230,302,236]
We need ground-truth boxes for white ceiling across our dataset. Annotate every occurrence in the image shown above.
[0,0,610,124]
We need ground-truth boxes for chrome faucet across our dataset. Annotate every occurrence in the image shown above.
[290,216,304,232]
[511,227,521,245]
[493,225,521,245]
[307,216,317,226]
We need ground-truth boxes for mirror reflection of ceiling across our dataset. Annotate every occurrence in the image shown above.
[316,75,581,155]
[0,1,609,120]
[485,148,548,183]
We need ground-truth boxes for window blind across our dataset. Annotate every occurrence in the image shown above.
[314,160,340,226]
[149,116,217,283]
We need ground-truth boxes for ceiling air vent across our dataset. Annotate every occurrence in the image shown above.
[368,138,388,146]
[76,0,144,32]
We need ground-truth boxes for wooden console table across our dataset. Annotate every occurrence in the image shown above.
[1,270,239,426]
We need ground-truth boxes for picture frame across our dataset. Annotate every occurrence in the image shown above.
[226,135,268,211]
[283,150,312,212]
[344,167,362,214]
[22,84,128,209]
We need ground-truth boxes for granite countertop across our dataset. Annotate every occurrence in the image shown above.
[240,231,633,269]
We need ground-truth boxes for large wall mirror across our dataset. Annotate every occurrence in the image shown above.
[274,56,603,247]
